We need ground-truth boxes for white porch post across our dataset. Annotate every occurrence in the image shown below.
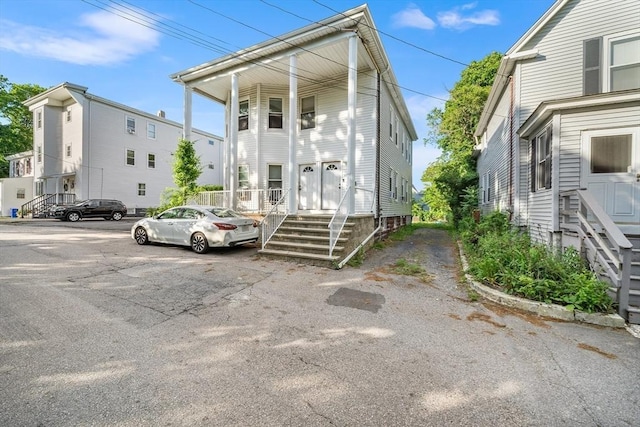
[347,33,357,214]
[229,74,239,210]
[183,85,192,142]
[288,54,298,214]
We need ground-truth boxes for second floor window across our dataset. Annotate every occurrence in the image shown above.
[66,144,71,157]
[609,35,640,91]
[147,123,156,139]
[238,100,249,131]
[584,32,640,95]
[148,153,155,168]
[37,111,42,129]
[126,116,136,134]
[66,109,72,122]
[268,98,283,129]
[301,96,315,130]
[37,145,42,162]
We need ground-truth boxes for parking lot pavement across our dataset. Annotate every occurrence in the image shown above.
[0,221,638,426]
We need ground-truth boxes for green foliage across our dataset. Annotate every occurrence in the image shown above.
[196,184,223,192]
[462,211,613,313]
[422,52,502,227]
[346,248,365,267]
[393,258,425,275]
[0,75,47,177]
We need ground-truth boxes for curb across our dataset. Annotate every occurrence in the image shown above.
[457,242,627,329]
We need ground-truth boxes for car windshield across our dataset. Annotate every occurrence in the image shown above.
[207,208,242,218]
[73,200,88,206]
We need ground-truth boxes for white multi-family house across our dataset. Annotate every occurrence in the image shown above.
[474,0,640,322]
[20,82,223,217]
[170,4,416,266]
[0,150,34,216]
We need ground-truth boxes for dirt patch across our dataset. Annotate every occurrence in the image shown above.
[577,343,617,359]
[467,312,507,328]
[482,301,553,329]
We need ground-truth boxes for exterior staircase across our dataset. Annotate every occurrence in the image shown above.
[618,235,640,324]
[258,215,356,268]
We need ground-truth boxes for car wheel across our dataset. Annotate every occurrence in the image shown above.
[134,227,149,245]
[111,211,123,221]
[67,212,80,222]
[191,232,209,254]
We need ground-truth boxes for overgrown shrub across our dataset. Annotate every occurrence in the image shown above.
[462,211,613,313]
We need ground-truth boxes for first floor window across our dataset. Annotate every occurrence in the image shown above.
[239,100,249,131]
[301,96,315,130]
[238,165,249,189]
[126,149,135,166]
[269,97,283,129]
[126,116,136,134]
[17,188,25,199]
[147,153,155,168]
[482,171,492,203]
[268,164,282,202]
[532,125,552,191]
[66,144,71,157]
[138,183,146,196]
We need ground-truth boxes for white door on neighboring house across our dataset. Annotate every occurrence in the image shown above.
[298,164,317,210]
[321,161,342,210]
[583,128,640,233]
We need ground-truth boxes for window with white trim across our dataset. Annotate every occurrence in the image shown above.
[138,183,146,196]
[238,100,249,131]
[147,153,156,169]
[126,116,136,134]
[584,31,640,94]
[126,149,135,166]
[481,171,492,204]
[147,123,156,139]
[36,111,42,129]
[66,109,72,122]
[17,188,25,199]
[65,144,71,157]
[37,145,42,162]
[268,97,283,129]
[389,107,393,140]
[301,96,315,130]
[531,125,552,191]
[238,165,249,189]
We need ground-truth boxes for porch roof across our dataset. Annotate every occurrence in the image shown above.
[170,4,417,140]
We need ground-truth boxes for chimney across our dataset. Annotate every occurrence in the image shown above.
[157,110,165,118]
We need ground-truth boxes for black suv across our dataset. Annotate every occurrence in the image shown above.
[50,199,127,222]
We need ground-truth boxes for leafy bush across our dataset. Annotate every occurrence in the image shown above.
[462,211,613,313]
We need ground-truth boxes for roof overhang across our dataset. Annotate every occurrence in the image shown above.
[518,89,640,139]
[474,0,569,137]
[170,4,417,139]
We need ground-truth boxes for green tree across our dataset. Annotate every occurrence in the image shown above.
[423,52,502,227]
[0,75,47,177]
[167,138,202,206]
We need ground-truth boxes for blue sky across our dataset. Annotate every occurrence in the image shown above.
[0,0,554,191]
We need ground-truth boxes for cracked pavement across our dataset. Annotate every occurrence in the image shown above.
[0,219,638,426]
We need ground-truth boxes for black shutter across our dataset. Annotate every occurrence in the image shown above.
[584,38,602,95]
[531,138,537,193]
[545,126,552,189]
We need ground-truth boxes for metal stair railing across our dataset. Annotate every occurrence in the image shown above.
[20,193,76,218]
[261,189,289,250]
[560,189,632,320]
[328,185,351,258]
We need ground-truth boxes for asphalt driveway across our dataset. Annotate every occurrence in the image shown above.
[0,219,638,426]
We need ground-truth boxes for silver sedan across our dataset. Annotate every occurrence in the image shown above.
[131,205,259,254]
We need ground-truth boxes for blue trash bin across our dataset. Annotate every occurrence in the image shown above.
[10,208,19,218]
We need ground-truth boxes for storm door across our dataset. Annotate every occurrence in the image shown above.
[582,129,640,232]
[298,164,317,210]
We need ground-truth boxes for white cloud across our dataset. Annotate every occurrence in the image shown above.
[391,4,436,30]
[437,4,500,31]
[0,8,160,66]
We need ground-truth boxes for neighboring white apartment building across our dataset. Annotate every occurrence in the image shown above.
[171,4,416,229]
[0,150,34,216]
[19,82,223,215]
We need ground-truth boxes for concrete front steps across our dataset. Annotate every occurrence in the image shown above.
[258,214,376,268]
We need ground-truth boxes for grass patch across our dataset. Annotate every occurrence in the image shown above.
[391,258,432,283]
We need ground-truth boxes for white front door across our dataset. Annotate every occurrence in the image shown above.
[298,164,317,210]
[321,161,342,210]
[583,128,640,233]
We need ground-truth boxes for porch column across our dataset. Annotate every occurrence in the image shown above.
[183,85,193,142]
[229,73,239,210]
[347,33,357,214]
[288,54,298,214]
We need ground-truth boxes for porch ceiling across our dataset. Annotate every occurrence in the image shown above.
[185,36,373,103]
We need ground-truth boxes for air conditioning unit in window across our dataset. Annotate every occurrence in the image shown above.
[127,129,135,134]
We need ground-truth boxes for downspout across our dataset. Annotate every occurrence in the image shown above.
[508,76,514,220]
[376,69,382,232]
